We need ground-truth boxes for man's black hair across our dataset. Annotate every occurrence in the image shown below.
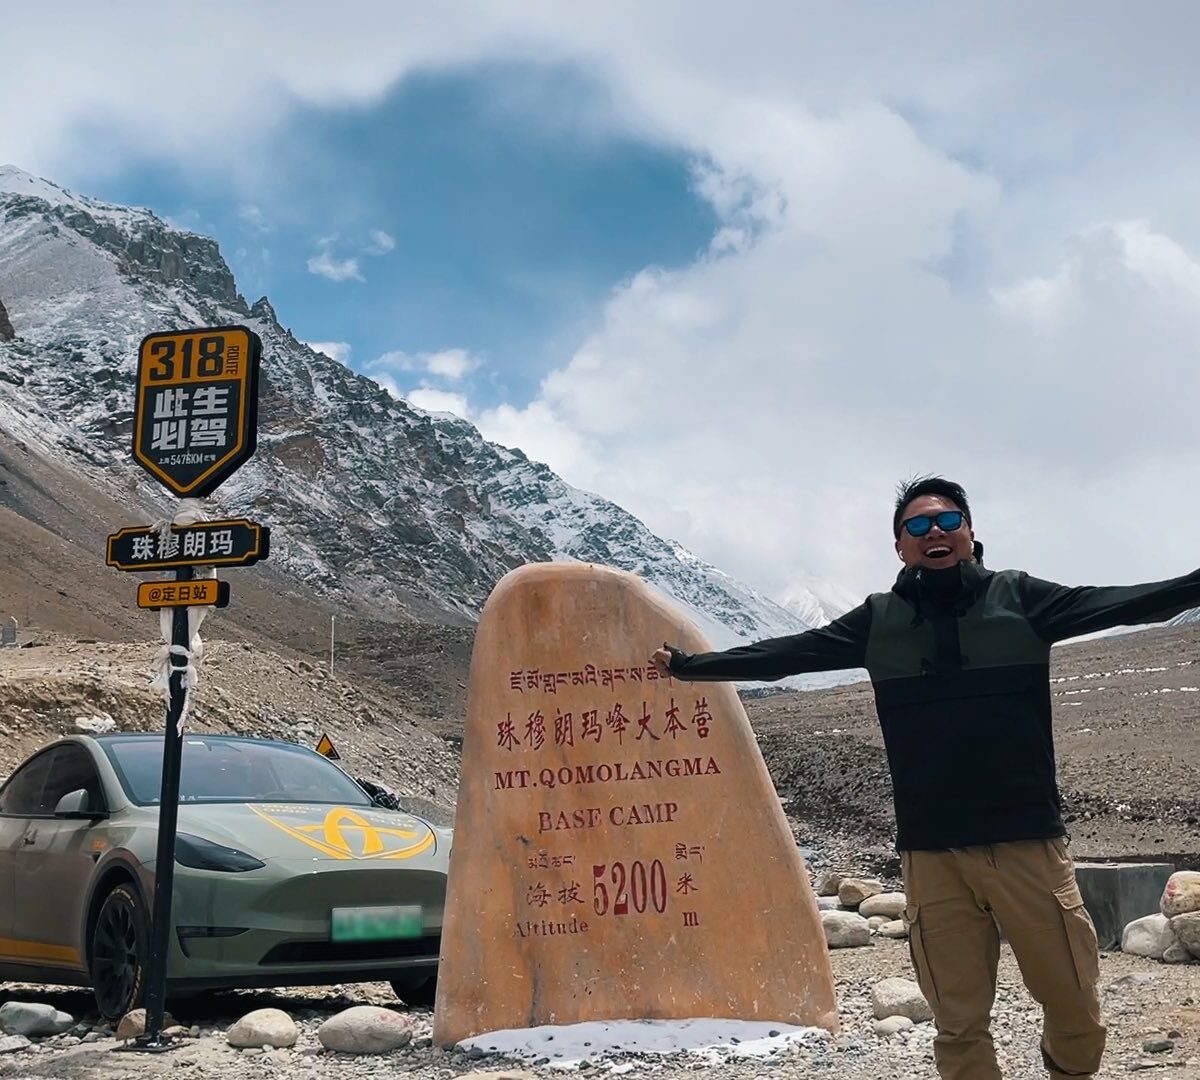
[893,475,972,538]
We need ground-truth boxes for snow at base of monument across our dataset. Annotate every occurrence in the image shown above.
[458,1017,831,1068]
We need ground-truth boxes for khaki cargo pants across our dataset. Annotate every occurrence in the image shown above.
[902,838,1106,1080]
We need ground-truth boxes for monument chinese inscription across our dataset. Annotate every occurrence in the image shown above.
[434,563,837,1046]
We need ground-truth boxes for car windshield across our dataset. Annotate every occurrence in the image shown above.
[100,736,371,806]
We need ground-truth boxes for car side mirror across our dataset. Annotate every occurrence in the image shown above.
[54,789,106,819]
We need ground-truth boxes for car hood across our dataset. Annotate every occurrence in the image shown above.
[172,801,444,864]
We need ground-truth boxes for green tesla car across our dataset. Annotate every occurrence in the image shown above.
[0,733,451,1018]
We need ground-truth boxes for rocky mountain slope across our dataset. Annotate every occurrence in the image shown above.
[0,164,846,656]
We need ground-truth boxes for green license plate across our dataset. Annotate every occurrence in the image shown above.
[331,904,423,942]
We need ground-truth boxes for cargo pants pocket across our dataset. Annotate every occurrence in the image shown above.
[904,904,940,1007]
[1053,882,1100,990]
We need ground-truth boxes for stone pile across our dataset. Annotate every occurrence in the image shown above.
[1121,871,1200,964]
[812,871,910,949]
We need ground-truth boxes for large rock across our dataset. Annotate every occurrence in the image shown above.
[814,871,842,897]
[0,1002,74,1037]
[821,910,871,948]
[838,878,884,908]
[116,1010,176,1042]
[859,892,907,919]
[433,564,838,1046]
[227,1009,298,1049]
[1121,914,1176,960]
[1169,912,1200,959]
[318,1007,414,1055]
[878,919,910,939]
[870,978,933,1023]
[1162,872,1200,918]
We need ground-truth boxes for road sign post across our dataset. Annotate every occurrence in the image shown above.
[141,566,192,1048]
[111,325,267,1051]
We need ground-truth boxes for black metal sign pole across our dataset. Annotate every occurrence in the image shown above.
[142,564,194,1048]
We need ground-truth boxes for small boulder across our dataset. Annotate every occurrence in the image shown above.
[0,1035,31,1054]
[318,1006,414,1055]
[871,977,933,1023]
[227,1009,298,1049]
[859,892,907,919]
[816,895,841,911]
[814,871,842,897]
[74,714,117,735]
[1122,914,1176,960]
[821,910,871,948]
[1163,872,1200,918]
[1170,912,1200,958]
[0,1002,75,1038]
[116,1010,177,1042]
[878,919,910,939]
[838,878,884,908]
[873,1015,915,1037]
[867,915,890,931]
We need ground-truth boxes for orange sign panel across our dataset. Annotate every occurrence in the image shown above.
[136,579,228,609]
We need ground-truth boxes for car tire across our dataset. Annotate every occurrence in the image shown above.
[90,883,150,1021]
[390,971,437,1007]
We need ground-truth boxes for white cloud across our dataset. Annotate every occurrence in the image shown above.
[405,387,472,419]
[367,229,396,254]
[302,340,353,365]
[306,248,363,283]
[364,348,484,418]
[370,350,416,373]
[11,5,1200,599]
[237,203,270,233]
[423,348,478,380]
[369,347,480,381]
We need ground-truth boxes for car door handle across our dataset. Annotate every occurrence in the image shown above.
[22,835,35,845]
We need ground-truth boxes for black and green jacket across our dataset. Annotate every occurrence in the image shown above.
[668,561,1200,851]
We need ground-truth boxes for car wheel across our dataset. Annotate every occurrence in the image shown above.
[390,972,437,1007]
[91,883,149,1021]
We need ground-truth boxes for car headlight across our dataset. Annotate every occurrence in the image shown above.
[175,833,265,872]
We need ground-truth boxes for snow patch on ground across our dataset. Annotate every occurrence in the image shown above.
[457,1017,830,1069]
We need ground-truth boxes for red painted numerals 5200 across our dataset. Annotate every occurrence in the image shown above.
[592,860,668,916]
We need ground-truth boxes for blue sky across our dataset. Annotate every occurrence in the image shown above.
[80,63,717,410]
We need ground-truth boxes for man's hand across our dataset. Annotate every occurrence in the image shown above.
[651,645,674,678]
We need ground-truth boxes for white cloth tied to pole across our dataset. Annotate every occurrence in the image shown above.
[148,499,216,733]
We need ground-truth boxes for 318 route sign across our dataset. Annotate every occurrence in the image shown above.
[133,326,262,497]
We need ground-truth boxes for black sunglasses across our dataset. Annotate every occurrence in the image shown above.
[902,510,965,538]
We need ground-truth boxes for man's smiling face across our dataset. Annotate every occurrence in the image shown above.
[895,493,975,570]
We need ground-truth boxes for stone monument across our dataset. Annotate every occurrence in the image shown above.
[433,563,837,1046]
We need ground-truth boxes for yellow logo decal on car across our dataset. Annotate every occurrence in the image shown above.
[250,805,435,860]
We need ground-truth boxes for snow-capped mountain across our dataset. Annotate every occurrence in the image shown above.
[0,165,847,654]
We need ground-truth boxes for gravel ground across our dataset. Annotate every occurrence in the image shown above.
[3,941,1200,1079]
